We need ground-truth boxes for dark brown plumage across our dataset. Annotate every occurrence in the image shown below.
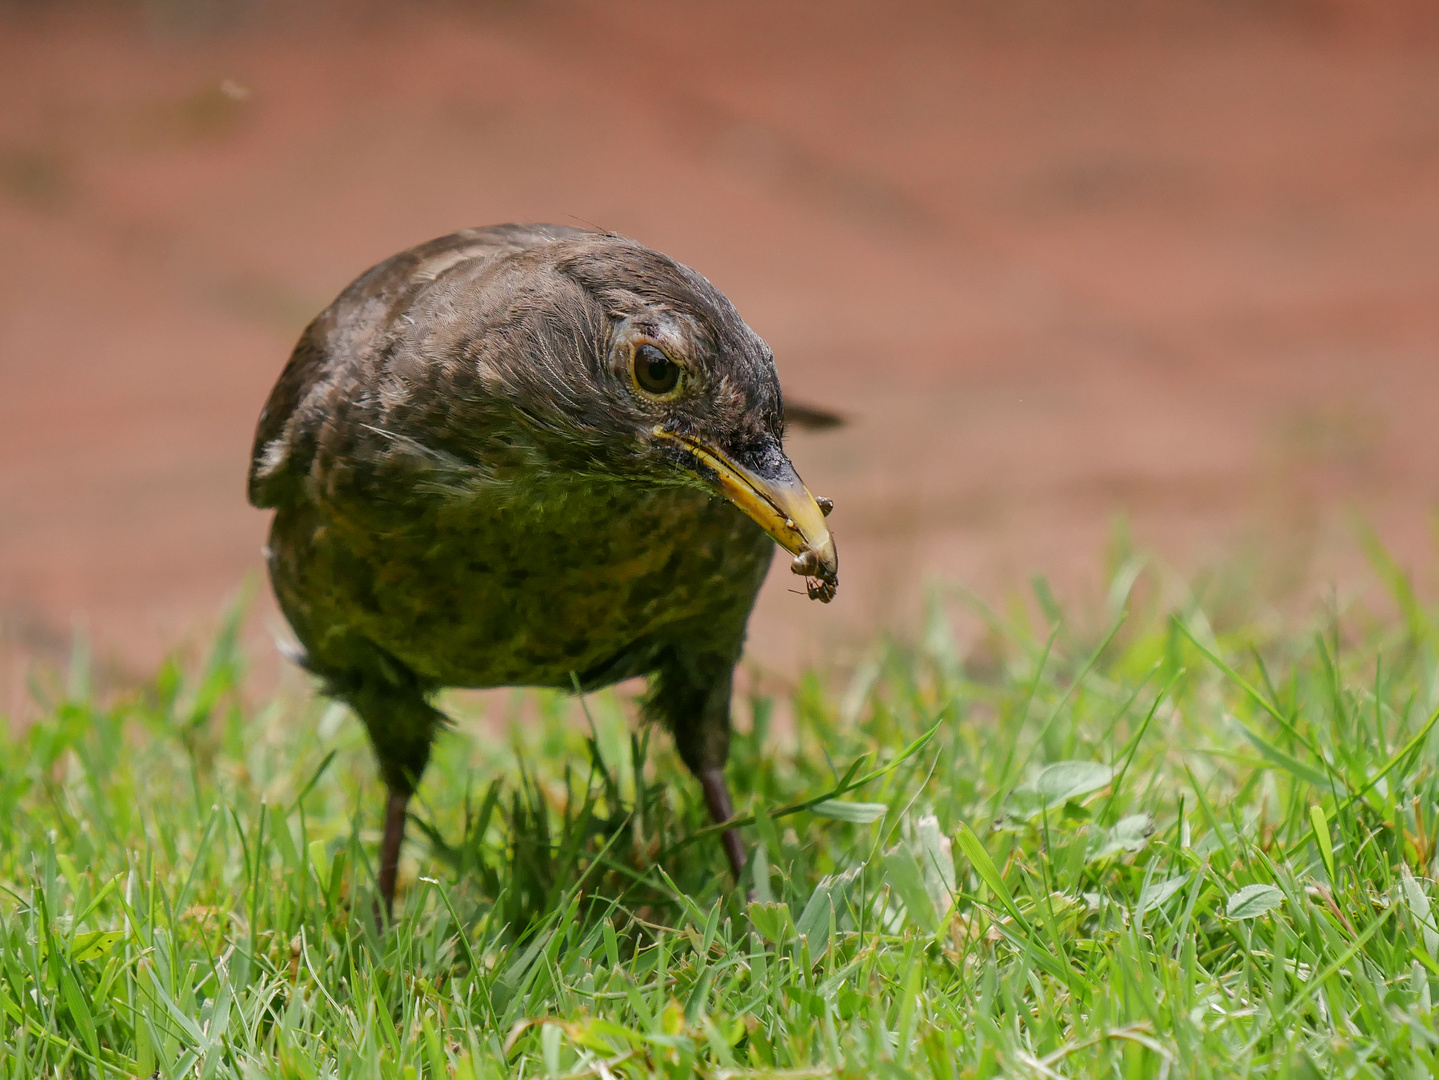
[247,224,838,919]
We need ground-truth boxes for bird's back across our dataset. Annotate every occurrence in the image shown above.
[248,224,590,511]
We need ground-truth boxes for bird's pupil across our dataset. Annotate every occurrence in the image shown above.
[635,345,679,394]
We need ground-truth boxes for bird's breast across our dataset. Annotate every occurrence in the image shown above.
[269,480,775,690]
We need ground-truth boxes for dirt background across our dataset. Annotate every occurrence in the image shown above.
[3,0,1438,716]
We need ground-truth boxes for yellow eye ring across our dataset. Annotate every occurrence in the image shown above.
[630,343,684,399]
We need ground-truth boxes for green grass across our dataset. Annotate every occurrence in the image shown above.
[6,556,1439,1079]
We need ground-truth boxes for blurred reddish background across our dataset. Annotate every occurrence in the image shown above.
[3,0,1439,715]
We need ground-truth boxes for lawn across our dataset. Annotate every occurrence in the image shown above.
[4,552,1439,1079]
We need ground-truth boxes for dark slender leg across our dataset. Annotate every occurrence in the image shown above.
[335,659,443,931]
[377,786,410,926]
[699,768,747,880]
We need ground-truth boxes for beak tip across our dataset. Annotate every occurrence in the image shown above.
[658,427,838,599]
[790,531,838,602]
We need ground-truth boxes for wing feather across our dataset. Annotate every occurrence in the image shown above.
[246,224,588,508]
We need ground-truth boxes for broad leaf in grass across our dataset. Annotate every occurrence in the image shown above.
[915,814,957,918]
[748,901,794,946]
[882,846,939,933]
[750,840,775,904]
[1138,873,1189,913]
[811,800,888,823]
[1004,787,1046,818]
[797,867,860,954]
[661,999,685,1036]
[1400,866,1439,959]
[1034,761,1113,804]
[1226,884,1284,919]
[1195,823,1241,858]
[70,930,126,963]
[558,1018,643,1055]
[796,877,834,950]
[308,839,331,890]
[1095,813,1155,859]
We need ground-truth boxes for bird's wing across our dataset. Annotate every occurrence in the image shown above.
[247,225,591,509]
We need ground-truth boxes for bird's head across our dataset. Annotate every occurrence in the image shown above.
[479,231,838,601]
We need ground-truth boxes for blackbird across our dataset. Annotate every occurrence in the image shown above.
[247,224,838,919]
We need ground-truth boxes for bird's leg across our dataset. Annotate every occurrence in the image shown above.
[649,652,750,886]
[335,662,445,931]
[376,786,410,927]
[699,768,747,880]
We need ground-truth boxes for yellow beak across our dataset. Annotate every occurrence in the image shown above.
[654,427,838,602]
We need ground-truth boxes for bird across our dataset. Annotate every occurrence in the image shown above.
[247,224,838,921]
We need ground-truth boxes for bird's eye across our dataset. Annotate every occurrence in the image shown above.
[631,343,682,397]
